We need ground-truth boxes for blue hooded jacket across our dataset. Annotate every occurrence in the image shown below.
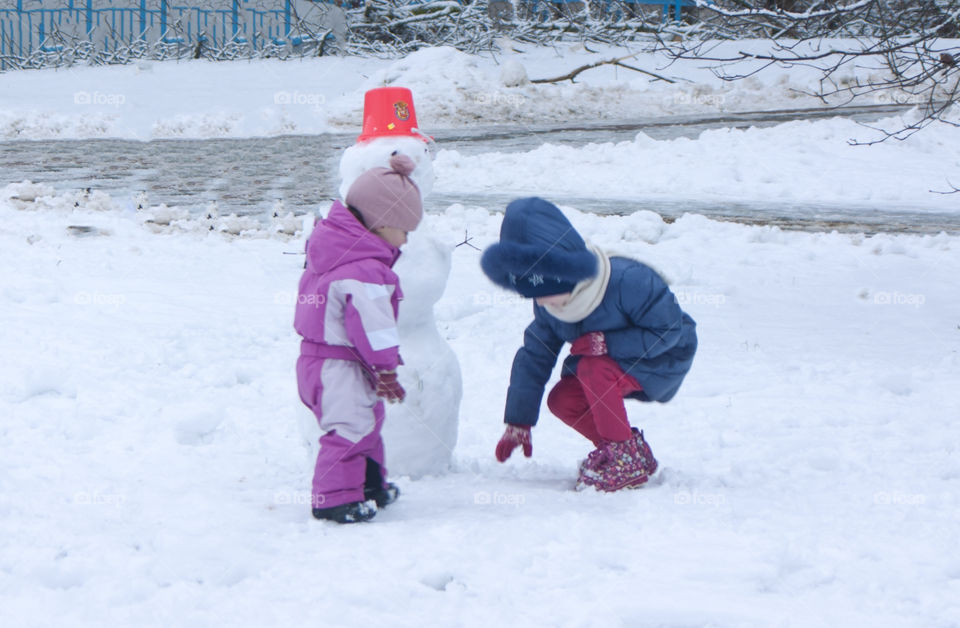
[503,256,697,426]
[480,197,696,427]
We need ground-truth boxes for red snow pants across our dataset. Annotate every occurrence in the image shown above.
[546,355,643,445]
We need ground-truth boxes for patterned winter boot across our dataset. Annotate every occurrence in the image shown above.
[576,430,658,490]
[577,440,613,482]
[578,437,651,492]
[632,428,659,478]
[577,440,618,491]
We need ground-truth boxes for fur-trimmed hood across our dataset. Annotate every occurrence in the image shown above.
[481,197,597,298]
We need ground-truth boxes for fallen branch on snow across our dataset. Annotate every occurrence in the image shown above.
[530,54,676,84]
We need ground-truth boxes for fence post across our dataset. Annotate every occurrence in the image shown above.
[232,0,239,39]
[86,0,92,36]
[284,0,291,38]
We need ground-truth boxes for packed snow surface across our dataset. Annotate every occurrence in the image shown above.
[2,187,959,626]
[3,38,960,627]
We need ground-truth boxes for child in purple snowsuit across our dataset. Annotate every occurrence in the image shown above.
[295,153,422,524]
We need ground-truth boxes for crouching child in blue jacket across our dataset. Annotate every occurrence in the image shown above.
[480,197,697,491]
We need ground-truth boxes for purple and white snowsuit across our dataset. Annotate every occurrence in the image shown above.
[294,200,402,509]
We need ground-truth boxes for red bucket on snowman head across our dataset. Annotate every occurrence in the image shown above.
[357,87,427,143]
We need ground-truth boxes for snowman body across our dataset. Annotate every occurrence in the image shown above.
[384,232,461,477]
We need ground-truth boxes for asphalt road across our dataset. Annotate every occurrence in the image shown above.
[3,103,955,234]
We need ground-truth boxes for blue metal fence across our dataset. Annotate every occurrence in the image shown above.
[0,1,322,68]
[1,1,699,70]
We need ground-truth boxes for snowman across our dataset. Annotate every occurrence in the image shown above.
[301,87,461,479]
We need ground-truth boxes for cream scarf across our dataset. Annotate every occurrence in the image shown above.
[543,243,612,323]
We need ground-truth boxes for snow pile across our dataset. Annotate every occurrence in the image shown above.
[0,40,928,141]
[434,112,960,211]
[2,189,959,626]
[499,59,529,88]
[2,180,55,204]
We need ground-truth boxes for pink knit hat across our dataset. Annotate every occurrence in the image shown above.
[345,153,423,232]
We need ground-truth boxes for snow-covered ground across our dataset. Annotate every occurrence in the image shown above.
[0,40,926,141]
[3,39,960,626]
[2,187,959,626]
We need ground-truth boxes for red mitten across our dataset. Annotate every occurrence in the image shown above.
[570,331,608,356]
[374,370,406,403]
[495,424,533,462]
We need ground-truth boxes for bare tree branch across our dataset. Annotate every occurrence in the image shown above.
[530,54,677,84]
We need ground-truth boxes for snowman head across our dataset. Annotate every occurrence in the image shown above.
[339,136,435,201]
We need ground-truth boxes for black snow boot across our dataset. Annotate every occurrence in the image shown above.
[364,457,400,508]
[312,500,377,524]
[365,482,399,508]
